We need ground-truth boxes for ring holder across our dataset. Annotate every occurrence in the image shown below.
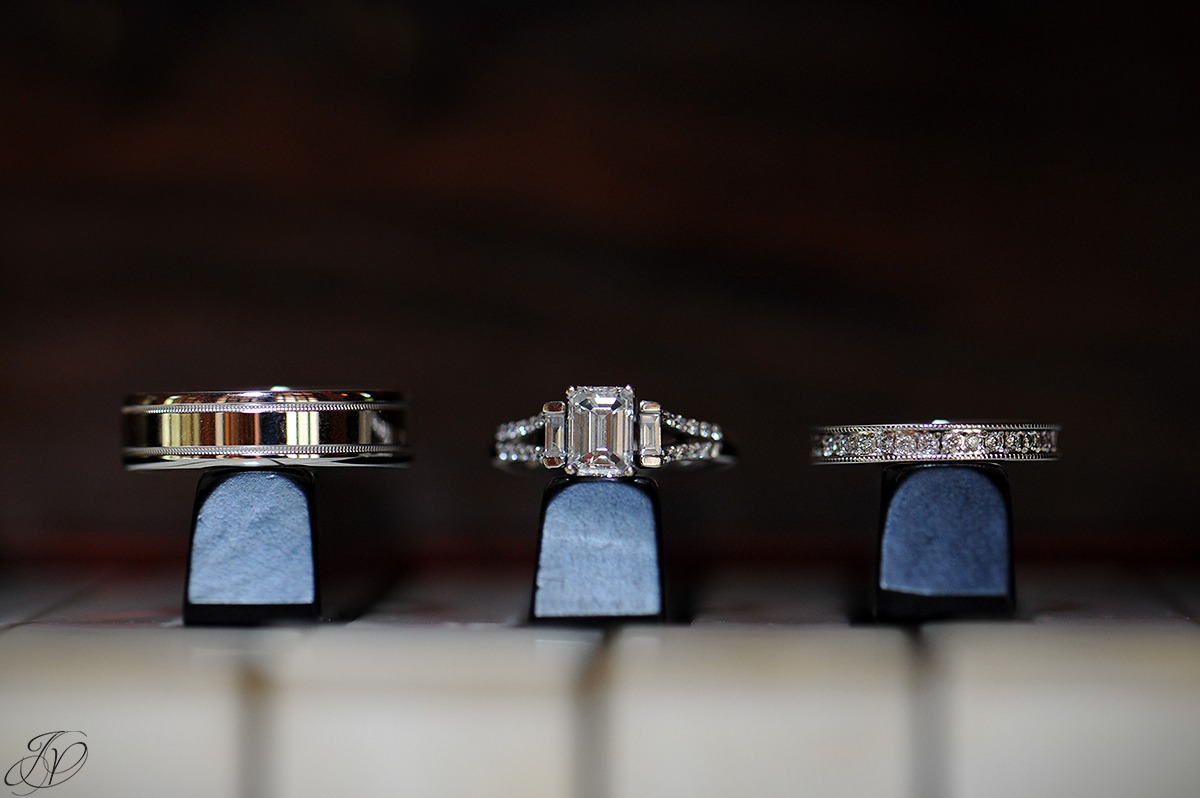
[876,463,1013,620]
[812,422,1059,622]
[496,385,733,625]
[123,388,410,625]
[532,477,664,623]
[186,468,319,624]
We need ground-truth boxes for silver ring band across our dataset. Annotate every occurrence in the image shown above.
[123,388,411,469]
[494,385,732,477]
[811,421,1059,464]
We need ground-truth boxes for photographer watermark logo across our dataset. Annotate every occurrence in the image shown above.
[4,732,88,795]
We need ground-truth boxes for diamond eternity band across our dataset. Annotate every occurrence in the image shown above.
[495,385,732,477]
[811,421,1060,464]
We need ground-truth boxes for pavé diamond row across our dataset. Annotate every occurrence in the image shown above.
[494,415,545,443]
[810,422,1060,464]
[494,385,731,477]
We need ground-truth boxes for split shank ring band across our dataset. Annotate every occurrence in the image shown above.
[811,421,1060,464]
[122,388,411,469]
[494,385,733,477]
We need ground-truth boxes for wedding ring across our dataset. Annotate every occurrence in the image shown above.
[122,388,411,469]
[495,385,732,477]
[811,421,1060,464]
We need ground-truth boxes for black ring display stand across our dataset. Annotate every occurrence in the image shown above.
[530,476,665,624]
[185,468,320,625]
[874,463,1014,621]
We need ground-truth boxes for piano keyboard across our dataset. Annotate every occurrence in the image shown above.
[2,565,1199,798]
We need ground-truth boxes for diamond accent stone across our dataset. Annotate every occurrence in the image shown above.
[916,432,940,456]
[848,431,874,456]
[1006,431,1028,453]
[638,401,663,468]
[894,432,919,457]
[663,440,720,464]
[823,435,838,457]
[495,414,543,443]
[495,441,542,462]
[565,386,636,477]
[542,401,566,468]
[662,412,723,441]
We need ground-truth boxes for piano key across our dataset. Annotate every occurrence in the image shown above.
[23,571,185,626]
[0,567,101,628]
[689,566,862,625]
[603,624,916,798]
[922,621,1200,798]
[350,565,532,627]
[7,562,1196,798]
[0,623,291,798]
[262,625,600,798]
[1016,564,1186,622]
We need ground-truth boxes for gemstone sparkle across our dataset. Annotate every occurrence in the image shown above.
[565,386,636,477]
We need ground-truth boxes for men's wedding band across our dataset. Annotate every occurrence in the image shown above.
[495,384,733,477]
[122,388,411,469]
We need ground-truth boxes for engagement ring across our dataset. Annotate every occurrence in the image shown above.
[495,385,732,477]
[123,388,410,469]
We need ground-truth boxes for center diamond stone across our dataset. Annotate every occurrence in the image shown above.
[566,386,636,477]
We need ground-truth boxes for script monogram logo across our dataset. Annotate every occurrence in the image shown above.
[4,732,88,795]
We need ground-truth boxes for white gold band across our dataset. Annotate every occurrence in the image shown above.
[811,422,1060,464]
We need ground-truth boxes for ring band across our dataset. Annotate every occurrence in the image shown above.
[811,421,1059,464]
[494,385,732,477]
[122,388,411,469]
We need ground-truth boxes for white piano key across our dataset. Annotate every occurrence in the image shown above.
[0,623,291,798]
[263,625,600,798]
[604,624,916,798]
[1017,564,1184,622]
[0,567,101,628]
[350,566,531,627]
[924,621,1200,798]
[25,571,185,626]
[689,567,860,625]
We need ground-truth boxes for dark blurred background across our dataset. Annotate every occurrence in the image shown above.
[0,2,1195,568]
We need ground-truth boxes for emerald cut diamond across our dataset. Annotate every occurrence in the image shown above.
[565,386,636,477]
